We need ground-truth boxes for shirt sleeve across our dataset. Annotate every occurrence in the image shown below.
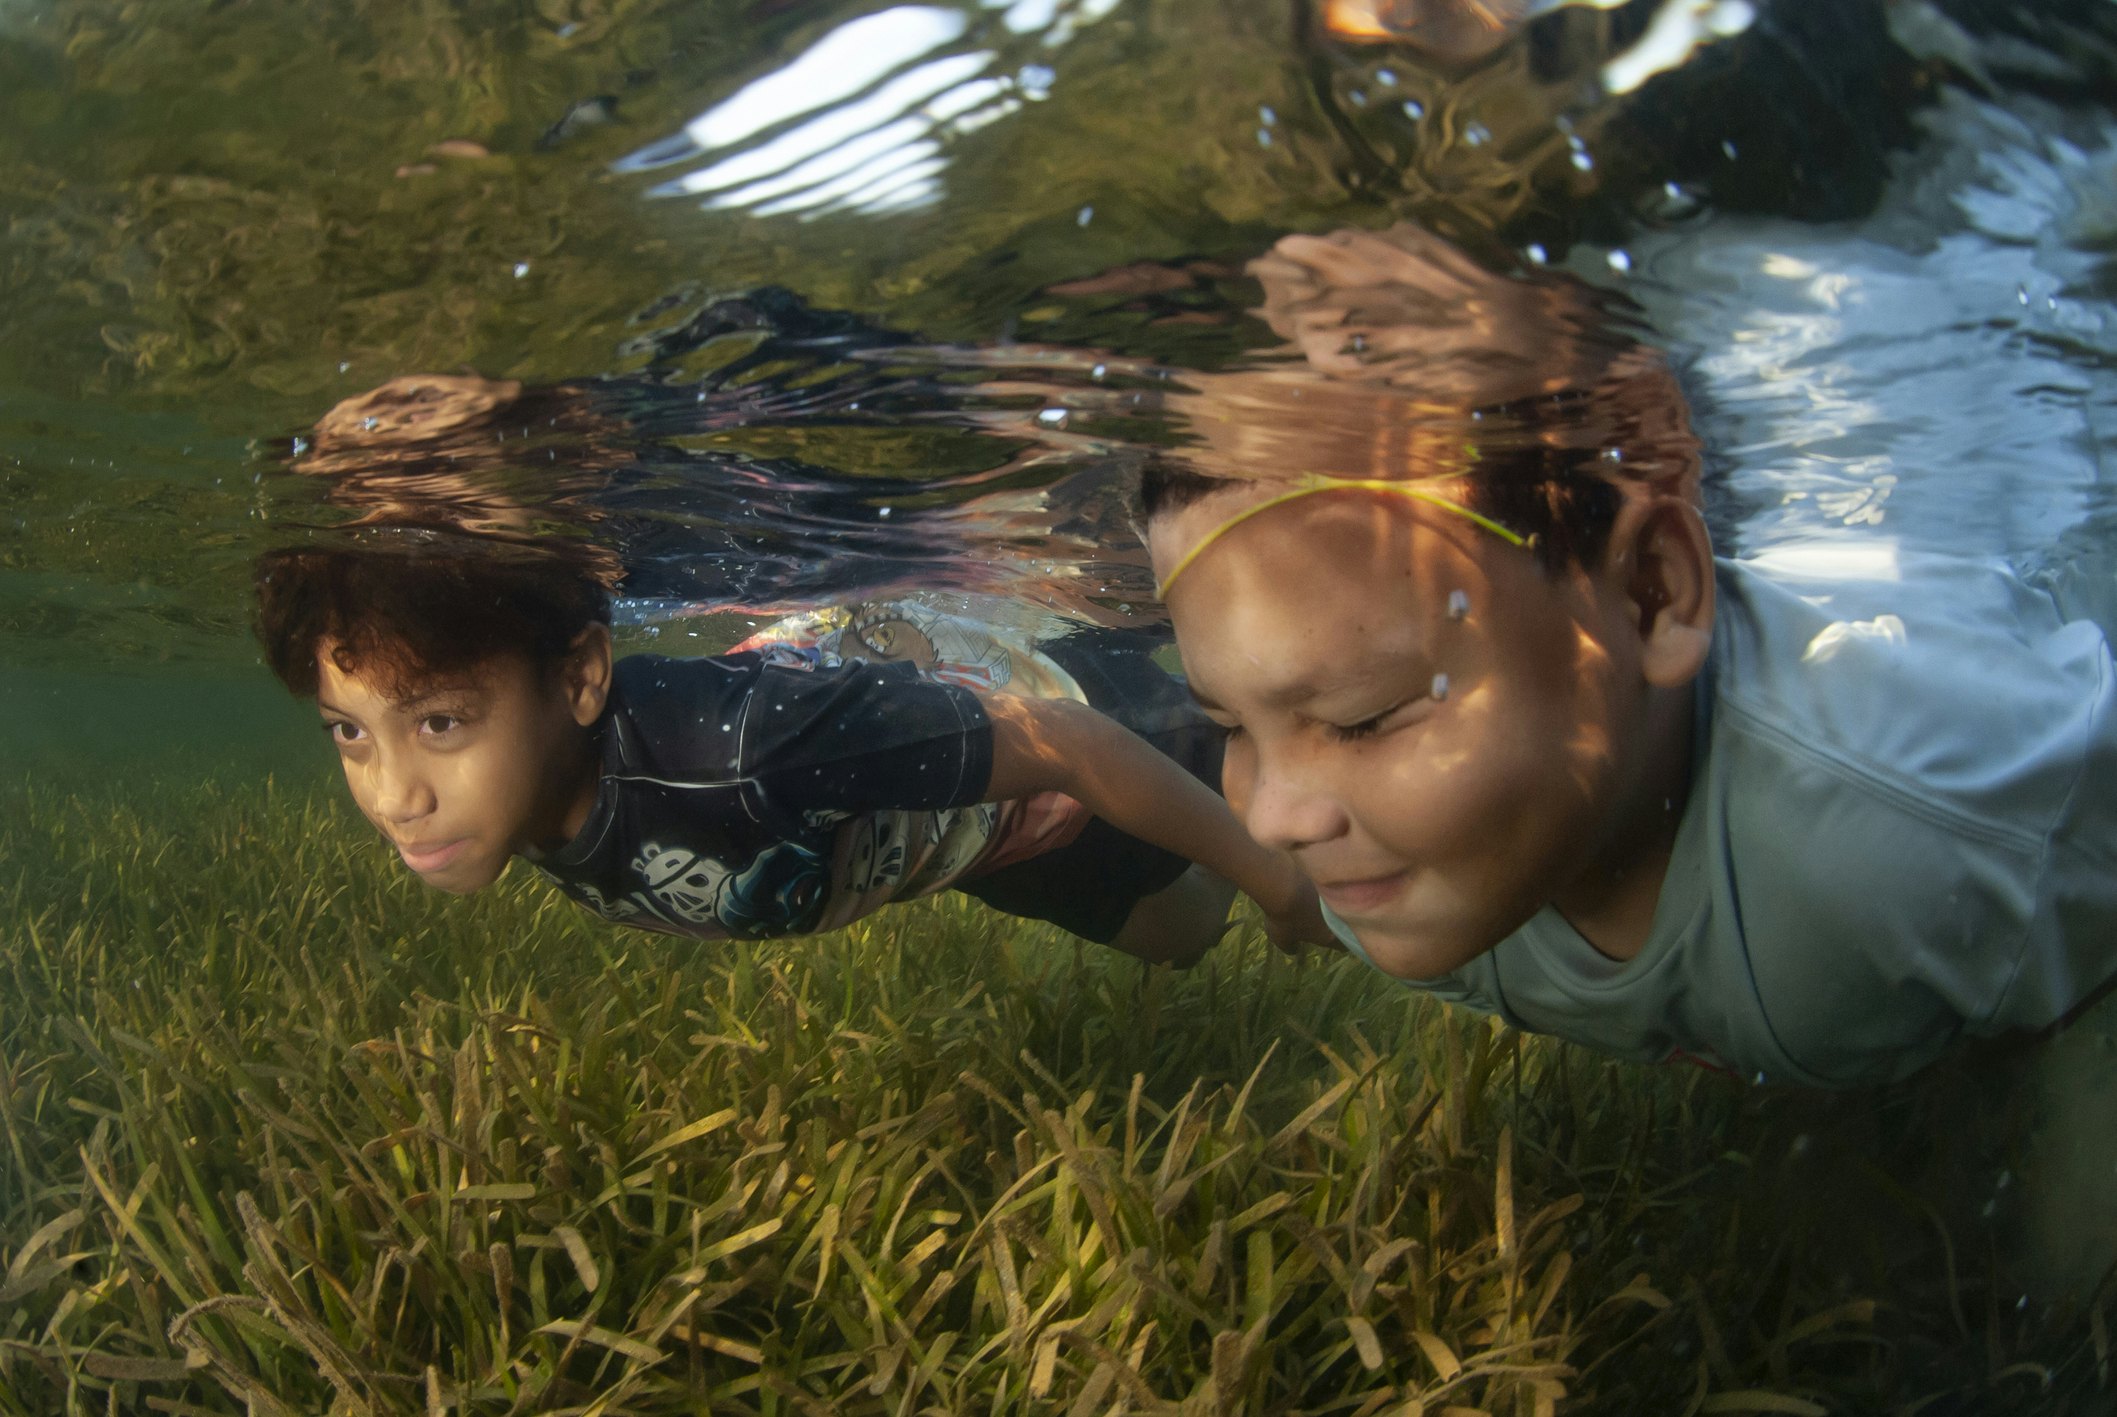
[732,656,995,816]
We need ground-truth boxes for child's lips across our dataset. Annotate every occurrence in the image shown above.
[396,837,470,873]
[1314,870,1407,916]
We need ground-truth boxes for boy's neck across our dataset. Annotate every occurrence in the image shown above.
[1551,680,1698,963]
[539,729,605,854]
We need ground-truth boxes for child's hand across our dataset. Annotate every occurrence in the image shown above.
[1260,872,1341,957]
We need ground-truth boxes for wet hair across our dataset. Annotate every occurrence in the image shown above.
[253,537,613,700]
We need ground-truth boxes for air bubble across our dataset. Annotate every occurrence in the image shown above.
[1402,99,1425,120]
[1037,407,1068,427]
[1259,104,1277,125]
[878,506,892,518]
[1430,672,1449,702]
[513,262,531,278]
[1721,139,1739,160]
[1091,363,1107,380]
[1524,243,1548,265]
[1571,151,1595,172]
[1463,122,1490,147]
[1375,68,1397,87]
[1076,205,1094,227]
[1607,249,1633,274]
[1257,128,1273,148]
[1446,589,1469,620]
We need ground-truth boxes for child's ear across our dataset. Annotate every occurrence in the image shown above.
[1609,497,1714,688]
[562,625,613,727]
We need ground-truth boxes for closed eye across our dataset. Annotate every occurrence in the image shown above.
[1324,697,1426,743]
[1326,710,1394,743]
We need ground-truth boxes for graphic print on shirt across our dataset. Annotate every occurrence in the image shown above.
[737,599,1087,701]
[837,814,908,895]
[629,839,829,936]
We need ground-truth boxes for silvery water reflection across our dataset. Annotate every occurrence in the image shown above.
[614,2,1121,219]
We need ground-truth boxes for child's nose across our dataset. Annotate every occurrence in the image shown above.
[367,754,436,825]
[1236,747,1347,853]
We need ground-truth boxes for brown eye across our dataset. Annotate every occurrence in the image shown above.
[419,714,461,736]
[324,721,364,746]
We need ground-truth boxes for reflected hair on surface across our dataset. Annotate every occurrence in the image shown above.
[253,536,613,700]
[1140,224,1697,576]
[1138,427,1626,577]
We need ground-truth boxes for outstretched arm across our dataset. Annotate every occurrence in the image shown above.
[980,692,1332,950]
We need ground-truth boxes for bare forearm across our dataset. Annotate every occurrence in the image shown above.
[982,694,1305,917]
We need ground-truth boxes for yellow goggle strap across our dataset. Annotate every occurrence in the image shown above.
[1154,474,1528,599]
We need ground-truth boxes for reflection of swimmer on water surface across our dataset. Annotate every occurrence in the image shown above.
[280,288,1159,624]
[1294,0,2113,263]
[1299,0,1926,253]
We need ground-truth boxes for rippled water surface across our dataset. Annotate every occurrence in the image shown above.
[11,0,2111,774]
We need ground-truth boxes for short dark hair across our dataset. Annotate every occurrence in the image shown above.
[253,536,613,700]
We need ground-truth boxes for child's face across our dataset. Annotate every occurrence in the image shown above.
[316,645,603,895]
[1150,491,1673,979]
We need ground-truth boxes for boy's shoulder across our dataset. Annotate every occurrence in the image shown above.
[1709,548,2111,847]
[1699,548,2117,1073]
[602,652,766,774]
[603,646,989,786]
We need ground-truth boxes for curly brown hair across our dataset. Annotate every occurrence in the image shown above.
[253,535,613,700]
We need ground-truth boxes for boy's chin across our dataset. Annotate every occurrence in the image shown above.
[1351,918,1504,982]
[403,852,506,895]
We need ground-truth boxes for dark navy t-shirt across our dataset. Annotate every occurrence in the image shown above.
[530,652,1004,939]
